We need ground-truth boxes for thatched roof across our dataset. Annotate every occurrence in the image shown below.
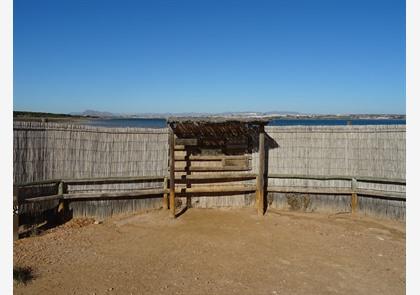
[167,117,268,139]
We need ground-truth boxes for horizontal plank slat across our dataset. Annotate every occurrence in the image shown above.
[173,166,251,172]
[17,179,61,187]
[174,155,250,161]
[268,186,351,194]
[356,177,406,185]
[64,188,165,200]
[176,173,257,181]
[24,194,63,203]
[356,189,406,199]
[174,184,256,194]
[267,186,406,199]
[268,174,405,185]
[63,175,164,185]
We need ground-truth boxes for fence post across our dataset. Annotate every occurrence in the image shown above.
[163,176,169,209]
[351,178,358,214]
[57,181,65,214]
[169,128,176,218]
[256,124,265,216]
[13,185,19,241]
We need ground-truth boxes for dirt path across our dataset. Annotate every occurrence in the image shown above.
[13,208,405,295]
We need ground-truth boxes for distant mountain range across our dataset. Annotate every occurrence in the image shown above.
[69,110,405,120]
[70,110,115,118]
[70,110,306,119]
[14,110,405,121]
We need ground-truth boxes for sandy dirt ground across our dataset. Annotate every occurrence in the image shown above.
[13,208,405,295]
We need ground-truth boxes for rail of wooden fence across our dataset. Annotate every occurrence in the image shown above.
[15,174,406,203]
[13,174,406,240]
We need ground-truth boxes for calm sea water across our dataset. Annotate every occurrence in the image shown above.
[85,118,406,128]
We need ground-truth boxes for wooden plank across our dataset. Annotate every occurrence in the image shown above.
[63,175,164,185]
[222,158,249,168]
[174,150,187,157]
[176,173,257,181]
[174,184,256,194]
[175,181,254,190]
[25,194,63,203]
[174,145,185,150]
[175,161,222,168]
[356,189,406,199]
[356,177,406,185]
[268,174,406,185]
[16,174,404,190]
[169,129,176,217]
[16,179,61,188]
[257,125,265,215]
[173,166,251,172]
[175,138,198,146]
[63,189,165,200]
[268,174,352,181]
[17,176,165,188]
[174,155,251,161]
[267,186,406,199]
[268,186,352,195]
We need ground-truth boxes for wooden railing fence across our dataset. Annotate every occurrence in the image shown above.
[13,174,405,239]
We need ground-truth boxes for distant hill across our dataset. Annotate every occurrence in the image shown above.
[65,110,304,119]
[69,110,304,119]
[14,110,406,120]
[70,110,114,117]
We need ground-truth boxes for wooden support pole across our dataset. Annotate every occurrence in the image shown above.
[256,125,265,216]
[163,176,169,209]
[351,178,358,214]
[169,128,176,218]
[57,181,65,214]
[13,186,19,241]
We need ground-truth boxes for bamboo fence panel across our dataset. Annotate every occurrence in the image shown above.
[14,121,168,184]
[260,125,405,219]
[14,122,406,219]
[14,121,168,218]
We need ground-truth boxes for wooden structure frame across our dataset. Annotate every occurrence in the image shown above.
[167,117,268,217]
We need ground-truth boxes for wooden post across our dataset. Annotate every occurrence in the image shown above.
[169,128,176,218]
[163,176,169,209]
[57,181,65,214]
[13,186,19,241]
[256,124,265,216]
[351,178,358,214]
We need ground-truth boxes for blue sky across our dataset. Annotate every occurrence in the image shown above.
[14,0,405,114]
